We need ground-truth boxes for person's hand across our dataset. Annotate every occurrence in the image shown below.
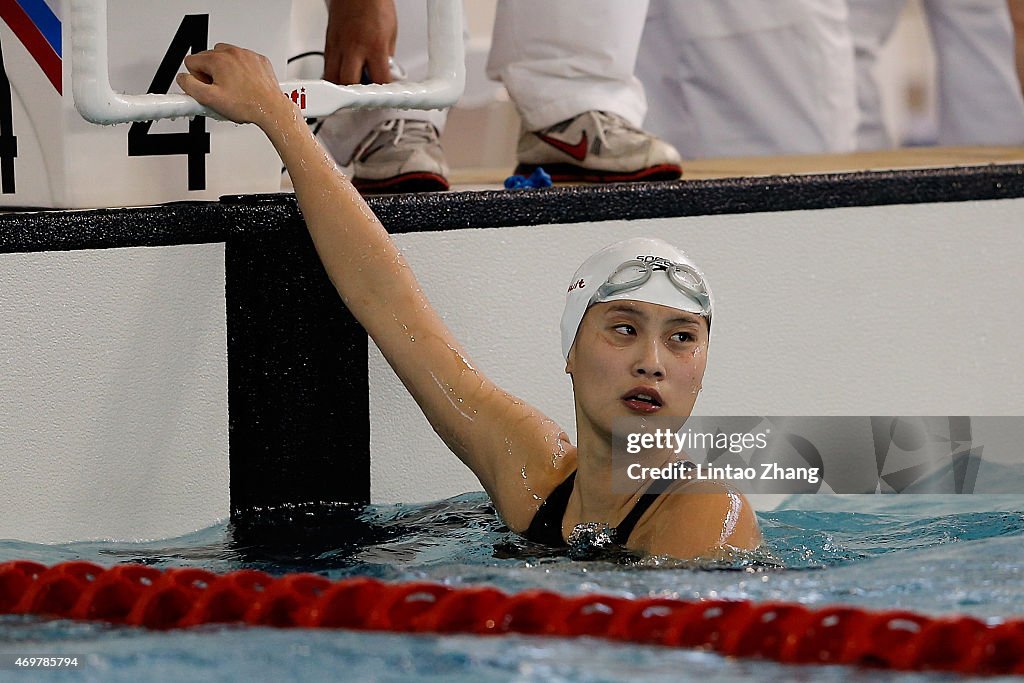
[176,44,292,128]
[324,0,397,85]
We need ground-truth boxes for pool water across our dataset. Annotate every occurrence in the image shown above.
[2,493,1024,682]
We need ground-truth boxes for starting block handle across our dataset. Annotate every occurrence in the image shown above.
[70,0,465,124]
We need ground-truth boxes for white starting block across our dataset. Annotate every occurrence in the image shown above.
[0,0,463,208]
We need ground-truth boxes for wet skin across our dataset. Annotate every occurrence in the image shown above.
[567,300,708,445]
[559,301,761,556]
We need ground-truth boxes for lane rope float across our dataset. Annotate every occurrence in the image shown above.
[1,561,1022,675]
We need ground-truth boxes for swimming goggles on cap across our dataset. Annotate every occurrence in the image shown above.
[592,258,711,316]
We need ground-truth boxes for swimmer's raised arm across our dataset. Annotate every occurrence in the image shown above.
[177,46,571,531]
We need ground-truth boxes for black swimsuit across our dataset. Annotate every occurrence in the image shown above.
[524,470,679,547]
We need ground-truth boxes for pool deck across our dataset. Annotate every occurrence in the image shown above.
[447,145,1024,190]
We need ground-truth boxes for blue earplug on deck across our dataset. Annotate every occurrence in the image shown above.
[504,167,553,190]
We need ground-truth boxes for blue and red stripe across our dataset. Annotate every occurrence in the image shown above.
[0,0,62,94]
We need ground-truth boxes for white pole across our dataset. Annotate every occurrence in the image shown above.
[70,0,465,124]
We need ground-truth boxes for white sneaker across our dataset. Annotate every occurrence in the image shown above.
[516,111,682,183]
[348,119,450,194]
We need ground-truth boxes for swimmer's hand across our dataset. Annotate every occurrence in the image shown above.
[176,44,294,129]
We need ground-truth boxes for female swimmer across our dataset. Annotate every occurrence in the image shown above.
[176,44,761,559]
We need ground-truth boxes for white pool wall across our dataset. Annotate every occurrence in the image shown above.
[0,244,228,543]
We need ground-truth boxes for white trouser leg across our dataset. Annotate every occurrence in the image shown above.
[486,0,650,130]
[637,0,858,158]
[316,0,448,164]
[924,0,1024,145]
[846,0,906,150]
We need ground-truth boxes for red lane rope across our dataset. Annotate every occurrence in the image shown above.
[2,561,1023,675]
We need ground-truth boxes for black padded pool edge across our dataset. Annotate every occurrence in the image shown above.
[0,165,1022,528]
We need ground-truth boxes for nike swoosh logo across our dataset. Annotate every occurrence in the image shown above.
[535,131,589,162]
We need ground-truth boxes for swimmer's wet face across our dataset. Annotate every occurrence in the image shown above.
[561,237,713,443]
[566,300,708,441]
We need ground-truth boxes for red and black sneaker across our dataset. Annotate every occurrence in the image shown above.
[515,111,682,183]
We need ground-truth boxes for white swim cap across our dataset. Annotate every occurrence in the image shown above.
[560,237,713,360]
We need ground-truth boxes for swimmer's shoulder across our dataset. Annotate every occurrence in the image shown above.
[627,479,762,559]
[480,404,578,534]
